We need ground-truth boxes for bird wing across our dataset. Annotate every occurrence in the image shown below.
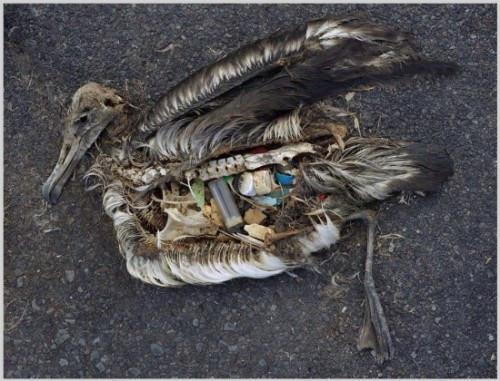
[147,17,455,164]
[136,14,410,136]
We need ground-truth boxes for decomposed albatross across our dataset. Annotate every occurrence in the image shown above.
[42,15,456,362]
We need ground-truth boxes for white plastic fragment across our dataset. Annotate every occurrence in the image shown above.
[238,169,276,196]
[244,224,275,241]
[243,208,267,225]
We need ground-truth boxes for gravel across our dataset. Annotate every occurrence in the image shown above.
[4,4,496,378]
[223,322,236,331]
[150,343,165,357]
[128,367,141,377]
[54,329,71,346]
[95,362,106,372]
[64,270,75,283]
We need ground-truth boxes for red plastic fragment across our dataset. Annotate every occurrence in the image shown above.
[250,147,268,154]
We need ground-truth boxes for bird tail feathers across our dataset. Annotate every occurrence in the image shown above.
[302,137,453,204]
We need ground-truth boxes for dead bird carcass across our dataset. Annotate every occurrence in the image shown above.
[42,15,456,362]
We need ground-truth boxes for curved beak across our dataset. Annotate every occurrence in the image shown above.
[42,135,89,203]
[42,106,122,204]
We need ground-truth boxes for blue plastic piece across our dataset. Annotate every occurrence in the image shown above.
[275,171,295,186]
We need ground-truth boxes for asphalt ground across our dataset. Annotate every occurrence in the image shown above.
[3,4,497,378]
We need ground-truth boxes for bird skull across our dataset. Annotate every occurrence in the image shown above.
[42,82,126,203]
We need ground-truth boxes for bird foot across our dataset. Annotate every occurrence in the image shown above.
[345,210,394,363]
[358,286,394,363]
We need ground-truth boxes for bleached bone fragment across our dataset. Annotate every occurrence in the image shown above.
[185,142,315,181]
[141,168,159,184]
[157,208,218,244]
[113,164,173,186]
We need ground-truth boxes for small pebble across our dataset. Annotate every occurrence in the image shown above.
[90,350,99,362]
[16,277,24,288]
[224,322,236,331]
[65,270,75,283]
[59,358,69,367]
[31,299,41,311]
[192,318,200,327]
[488,334,494,341]
[388,241,395,253]
[151,343,165,357]
[270,304,277,311]
[411,351,417,359]
[258,359,267,367]
[24,38,37,50]
[54,329,70,346]
[129,367,141,377]
[96,362,105,372]
[228,345,238,352]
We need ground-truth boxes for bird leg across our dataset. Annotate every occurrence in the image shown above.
[344,210,394,362]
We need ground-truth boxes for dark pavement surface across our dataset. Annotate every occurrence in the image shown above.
[4,4,496,378]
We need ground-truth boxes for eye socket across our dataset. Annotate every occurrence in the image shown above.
[104,98,115,107]
[73,114,89,125]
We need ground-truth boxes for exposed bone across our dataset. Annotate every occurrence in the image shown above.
[157,208,218,244]
[112,163,180,186]
[113,142,316,187]
[185,142,316,181]
[158,185,197,207]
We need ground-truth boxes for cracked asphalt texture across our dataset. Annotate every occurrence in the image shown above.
[4,4,496,378]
